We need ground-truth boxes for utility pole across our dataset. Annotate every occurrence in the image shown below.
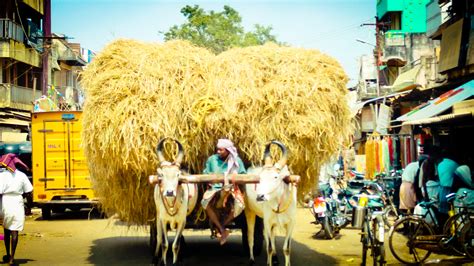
[361,16,390,97]
[41,0,51,95]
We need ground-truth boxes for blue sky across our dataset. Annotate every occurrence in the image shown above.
[52,0,376,86]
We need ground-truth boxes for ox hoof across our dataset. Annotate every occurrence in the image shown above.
[173,259,184,266]
[272,255,279,266]
[248,259,255,266]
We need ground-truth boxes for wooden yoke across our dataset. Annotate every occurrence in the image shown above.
[148,174,301,185]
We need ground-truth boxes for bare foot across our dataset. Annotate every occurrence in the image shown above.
[219,229,230,245]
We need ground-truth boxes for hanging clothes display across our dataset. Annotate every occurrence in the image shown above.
[388,137,394,166]
[375,139,380,173]
[365,134,412,178]
[382,138,390,175]
[379,139,385,173]
[393,137,400,170]
[365,138,375,179]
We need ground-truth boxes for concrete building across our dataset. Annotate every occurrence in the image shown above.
[0,0,44,140]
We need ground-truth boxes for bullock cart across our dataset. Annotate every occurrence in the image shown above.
[148,172,300,258]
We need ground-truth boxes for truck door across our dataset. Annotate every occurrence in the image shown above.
[68,119,91,190]
[42,120,70,190]
[42,115,91,190]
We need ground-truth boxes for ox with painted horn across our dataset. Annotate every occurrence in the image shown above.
[245,140,297,266]
[152,138,198,266]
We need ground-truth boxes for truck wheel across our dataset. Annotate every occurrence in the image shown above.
[41,206,51,220]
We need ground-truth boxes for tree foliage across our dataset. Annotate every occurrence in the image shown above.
[164,5,278,54]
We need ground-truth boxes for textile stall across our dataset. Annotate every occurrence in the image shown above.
[365,133,412,179]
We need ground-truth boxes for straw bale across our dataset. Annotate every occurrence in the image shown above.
[81,40,351,225]
[201,43,352,194]
[81,39,214,224]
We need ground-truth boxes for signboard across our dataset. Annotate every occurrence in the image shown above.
[376,104,391,134]
[385,32,405,46]
[439,18,463,73]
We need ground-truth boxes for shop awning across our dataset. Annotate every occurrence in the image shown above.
[396,79,474,122]
[402,111,473,126]
[392,65,422,92]
[354,90,413,113]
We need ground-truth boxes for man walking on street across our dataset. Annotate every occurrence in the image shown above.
[0,154,33,265]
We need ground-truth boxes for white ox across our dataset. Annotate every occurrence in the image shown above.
[245,141,297,266]
[152,138,198,266]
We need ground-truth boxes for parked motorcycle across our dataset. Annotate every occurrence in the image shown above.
[311,182,349,239]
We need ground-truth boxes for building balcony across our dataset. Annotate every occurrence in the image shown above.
[381,32,407,67]
[0,83,42,111]
[0,39,41,67]
[0,19,25,43]
[21,0,44,15]
[358,84,395,100]
[376,0,403,19]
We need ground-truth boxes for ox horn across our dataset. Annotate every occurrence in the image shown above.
[174,139,184,165]
[156,138,168,163]
[271,140,288,168]
[263,142,273,167]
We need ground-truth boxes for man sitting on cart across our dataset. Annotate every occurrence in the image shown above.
[201,139,246,245]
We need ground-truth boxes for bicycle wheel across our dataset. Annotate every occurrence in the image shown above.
[389,217,434,264]
[459,217,474,259]
[442,213,466,255]
[361,221,369,265]
[373,216,385,266]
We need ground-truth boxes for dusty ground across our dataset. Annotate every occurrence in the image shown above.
[0,208,470,265]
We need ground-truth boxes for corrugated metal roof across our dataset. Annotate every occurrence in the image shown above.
[402,111,473,126]
[396,79,474,122]
[0,118,30,126]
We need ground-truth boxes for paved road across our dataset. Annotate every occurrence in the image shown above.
[1,208,470,265]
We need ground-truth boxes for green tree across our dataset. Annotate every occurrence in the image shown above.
[164,5,278,54]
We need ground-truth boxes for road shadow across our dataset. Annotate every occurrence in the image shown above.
[10,258,36,265]
[33,208,104,221]
[87,233,337,265]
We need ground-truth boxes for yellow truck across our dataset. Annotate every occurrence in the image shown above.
[31,111,97,219]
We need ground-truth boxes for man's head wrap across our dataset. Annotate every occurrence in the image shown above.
[217,139,240,176]
[0,153,29,173]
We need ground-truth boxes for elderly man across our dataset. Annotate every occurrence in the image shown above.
[201,139,246,245]
[0,154,33,265]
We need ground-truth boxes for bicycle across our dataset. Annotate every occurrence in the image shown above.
[373,173,400,228]
[356,194,386,266]
[388,192,473,264]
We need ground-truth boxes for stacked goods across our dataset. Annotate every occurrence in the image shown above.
[81,40,351,224]
[80,39,214,224]
[203,43,352,193]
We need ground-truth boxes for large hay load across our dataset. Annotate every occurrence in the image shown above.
[81,40,351,225]
[202,43,351,192]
